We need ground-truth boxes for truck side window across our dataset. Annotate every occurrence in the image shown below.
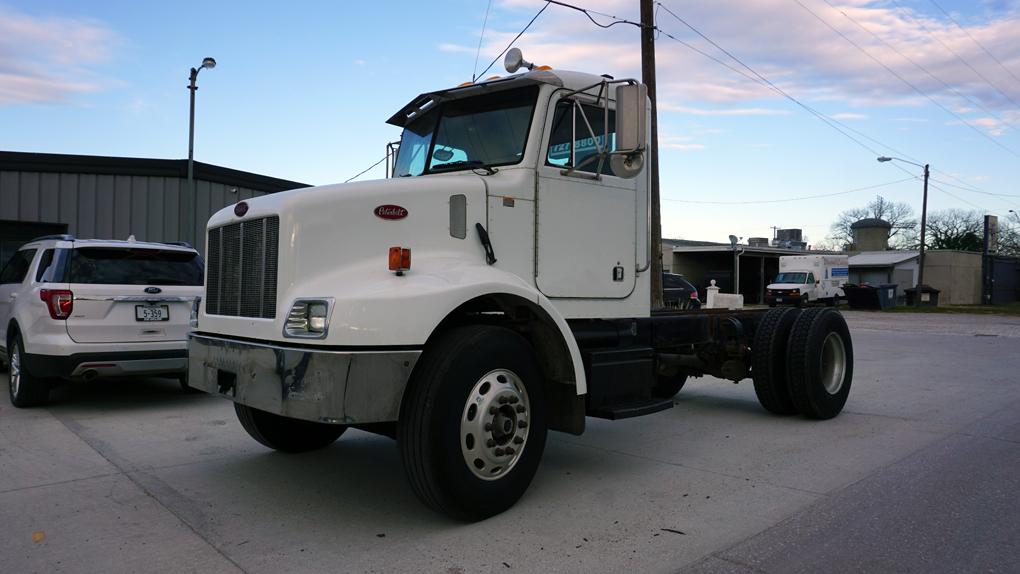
[808,273,816,284]
[0,249,37,284]
[546,100,617,176]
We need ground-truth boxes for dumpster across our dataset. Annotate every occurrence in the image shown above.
[843,284,899,310]
[904,284,941,307]
[876,284,898,308]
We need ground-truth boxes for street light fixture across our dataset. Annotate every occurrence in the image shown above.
[186,57,216,244]
[1010,209,1019,224]
[877,156,930,306]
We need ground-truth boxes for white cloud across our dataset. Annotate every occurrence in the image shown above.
[477,1,1020,117]
[831,112,868,120]
[659,103,791,116]
[0,7,117,105]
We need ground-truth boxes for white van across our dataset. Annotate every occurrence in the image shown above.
[766,255,848,307]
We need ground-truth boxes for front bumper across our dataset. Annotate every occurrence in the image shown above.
[188,332,421,424]
[765,293,805,305]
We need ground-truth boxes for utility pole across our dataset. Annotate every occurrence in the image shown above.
[916,163,929,305]
[641,0,663,309]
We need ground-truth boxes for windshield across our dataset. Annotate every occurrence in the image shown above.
[393,86,539,177]
[774,272,808,284]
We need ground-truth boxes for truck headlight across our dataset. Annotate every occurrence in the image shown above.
[284,298,333,339]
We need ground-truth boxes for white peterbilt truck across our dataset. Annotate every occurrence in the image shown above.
[188,50,854,521]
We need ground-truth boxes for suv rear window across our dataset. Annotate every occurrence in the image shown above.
[68,248,203,286]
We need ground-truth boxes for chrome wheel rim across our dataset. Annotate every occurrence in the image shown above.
[821,332,847,394]
[10,344,21,397]
[460,369,530,481]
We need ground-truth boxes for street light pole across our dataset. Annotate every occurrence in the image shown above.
[877,156,929,306]
[186,57,216,245]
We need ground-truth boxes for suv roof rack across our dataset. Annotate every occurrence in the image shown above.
[29,234,75,242]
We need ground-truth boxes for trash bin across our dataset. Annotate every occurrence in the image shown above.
[842,284,881,310]
[904,284,940,307]
[876,284,898,309]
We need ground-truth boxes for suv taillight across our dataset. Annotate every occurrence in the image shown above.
[40,289,74,320]
[690,291,699,299]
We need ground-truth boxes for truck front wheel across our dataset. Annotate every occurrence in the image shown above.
[786,309,853,419]
[398,325,547,521]
[234,404,347,453]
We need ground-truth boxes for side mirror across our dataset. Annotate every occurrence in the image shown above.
[615,83,647,153]
[612,84,647,179]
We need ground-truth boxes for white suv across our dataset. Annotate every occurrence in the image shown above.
[0,235,203,407]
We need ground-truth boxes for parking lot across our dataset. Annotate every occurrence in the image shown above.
[2,311,1019,574]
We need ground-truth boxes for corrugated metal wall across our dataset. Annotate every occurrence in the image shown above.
[0,171,268,255]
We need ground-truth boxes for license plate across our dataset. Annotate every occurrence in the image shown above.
[136,304,170,321]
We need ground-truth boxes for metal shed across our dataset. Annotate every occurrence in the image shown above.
[0,151,308,261]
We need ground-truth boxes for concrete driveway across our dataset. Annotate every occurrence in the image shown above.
[2,311,1019,573]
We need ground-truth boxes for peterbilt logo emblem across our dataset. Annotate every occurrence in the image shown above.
[234,202,249,217]
[145,287,162,294]
[374,205,408,220]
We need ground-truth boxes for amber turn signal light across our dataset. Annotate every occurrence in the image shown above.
[388,246,411,274]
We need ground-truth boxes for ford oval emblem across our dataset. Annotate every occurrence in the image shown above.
[374,205,408,220]
[145,287,162,294]
[234,202,249,217]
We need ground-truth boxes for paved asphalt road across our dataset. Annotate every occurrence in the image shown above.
[2,311,1018,573]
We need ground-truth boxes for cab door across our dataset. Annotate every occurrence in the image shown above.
[535,96,636,299]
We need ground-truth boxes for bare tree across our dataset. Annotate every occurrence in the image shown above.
[994,218,1020,257]
[826,195,917,249]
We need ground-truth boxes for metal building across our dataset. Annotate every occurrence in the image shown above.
[0,151,308,261]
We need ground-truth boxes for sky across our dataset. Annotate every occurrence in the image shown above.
[1,0,1019,245]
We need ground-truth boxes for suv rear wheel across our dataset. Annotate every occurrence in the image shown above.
[8,333,50,408]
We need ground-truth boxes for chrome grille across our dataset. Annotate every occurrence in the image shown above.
[206,216,279,318]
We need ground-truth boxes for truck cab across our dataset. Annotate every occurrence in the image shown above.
[188,52,855,521]
[766,255,849,307]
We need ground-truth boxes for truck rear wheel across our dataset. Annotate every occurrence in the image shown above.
[398,325,547,521]
[751,308,800,415]
[786,309,853,419]
[234,404,347,452]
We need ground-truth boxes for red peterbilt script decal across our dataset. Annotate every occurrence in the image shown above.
[374,205,408,220]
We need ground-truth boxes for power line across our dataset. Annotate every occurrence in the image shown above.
[544,0,643,29]
[820,0,1015,133]
[890,0,1020,112]
[471,0,494,82]
[655,3,885,157]
[344,154,388,183]
[663,177,918,204]
[792,0,1020,159]
[475,2,551,79]
[654,2,1005,197]
[927,0,1020,88]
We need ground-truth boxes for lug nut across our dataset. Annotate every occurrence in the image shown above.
[487,439,495,447]
[505,447,515,455]
[513,436,523,444]
[515,404,525,413]
[498,396,509,404]
[518,420,528,428]
[494,447,505,456]
[509,396,519,404]
[489,406,498,415]
[484,423,492,431]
